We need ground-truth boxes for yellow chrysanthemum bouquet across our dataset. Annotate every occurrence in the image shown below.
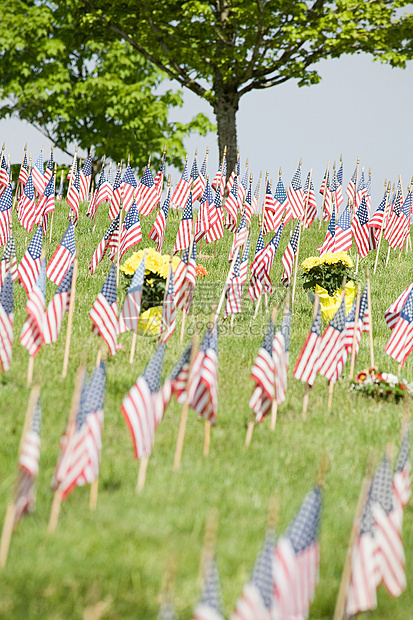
[301,252,357,320]
[121,248,181,313]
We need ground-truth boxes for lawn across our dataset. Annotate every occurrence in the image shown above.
[1,201,412,619]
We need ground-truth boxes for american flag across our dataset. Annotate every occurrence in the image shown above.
[122,165,138,213]
[273,486,322,619]
[273,177,288,223]
[18,225,43,296]
[18,171,36,232]
[67,163,80,226]
[212,155,227,197]
[89,213,120,275]
[252,175,262,215]
[351,197,370,259]
[248,230,265,302]
[190,153,201,201]
[316,296,346,382]
[356,169,368,211]
[31,152,46,195]
[396,190,411,251]
[384,284,413,330]
[244,181,254,225]
[240,234,250,284]
[0,233,18,287]
[346,163,357,204]
[232,531,275,620]
[335,286,370,379]
[187,323,219,423]
[249,316,275,422]
[46,221,76,285]
[44,148,54,185]
[335,160,344,209]
[346,479,379,615]
[159,266,176,343]
[192,151,207,201]
[293,300,322,387]
[224,173,238,227]
[118,253,145,334]
[273,305,291,406]
[0,183,12,246]
[57,363,106,500]
[154,158,165,204]
[137,166,158,216]
[318,208,336,256]
[0,271,14,372]
[281,222,300,287]
[334,205,352,252]
[20,257,46,358]
[122,344,168,459]
[95,168,113,210]
[120,202,142,259]
[393,431,411,512]
[385,287,413,367]
[109,164,122,219]
[173,192,193,253]
[79,155,93,201]
[168,342,193,402]
[14,398,42,524]
[89,265,118,356]
[195,183,212,242]
[329,169,339,216]
[303,172,317,229]
[175,241,197,313]
[149,185,171,252]
[57,172,64,200]
[371,457,406,597]
[44,263,74,344]
[18,151,29,186]
[206,178,218,230]
[193,556,224,620]
[262,178,277,235]
[384,190,402,250]
[229,212,247,261]
[250,224,284,300]
[223,251,243,320]
[287,164,305,220]
[206,190,224,244]
[36,174,55,232]
[171,158,191,210]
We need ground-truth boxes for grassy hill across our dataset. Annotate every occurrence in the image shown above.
[1,201,412,619]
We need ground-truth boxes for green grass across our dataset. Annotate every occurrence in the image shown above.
[1,202,412,619]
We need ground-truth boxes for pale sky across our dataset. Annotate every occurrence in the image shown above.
[1,53,413,208]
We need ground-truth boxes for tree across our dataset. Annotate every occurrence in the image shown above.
[77,0,413,172]
[0,1,213,171]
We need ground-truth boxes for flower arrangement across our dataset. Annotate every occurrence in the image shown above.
[349,367,413,402]
[301,252,356,296]
[121,248,181,312]
[196,264,208,277]
[301,252,357,320]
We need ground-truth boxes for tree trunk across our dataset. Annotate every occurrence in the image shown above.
[213,83,239,180]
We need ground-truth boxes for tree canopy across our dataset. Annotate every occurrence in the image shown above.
[0,0,213,170]
[79,0,413,171]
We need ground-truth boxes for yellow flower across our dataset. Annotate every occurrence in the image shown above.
[120,250,144,275]
[156,261,169,278]
[171,256,181,272]
[145,253,164,275]
[301,256,321,271]
[321,252,341,265]
[335,252,353,267]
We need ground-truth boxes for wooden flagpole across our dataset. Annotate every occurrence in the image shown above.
[136,456,149,493]
[198,509,218,586]
[366,266,374,368]
[116,201,125,286]
[61,253,79,378]
[129,249,147,364]
[328,282,346,411]
[348,284,361,379]
[89,347,106,511]
[48,161,58,243]
[48,365,86,533]
[270,305,279,431]
[302,293,319,420]
[0,385,40,568]
[373,181,391,274]
[333,454,376,620]
[173,333,200,470]
[319,160,330,229]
